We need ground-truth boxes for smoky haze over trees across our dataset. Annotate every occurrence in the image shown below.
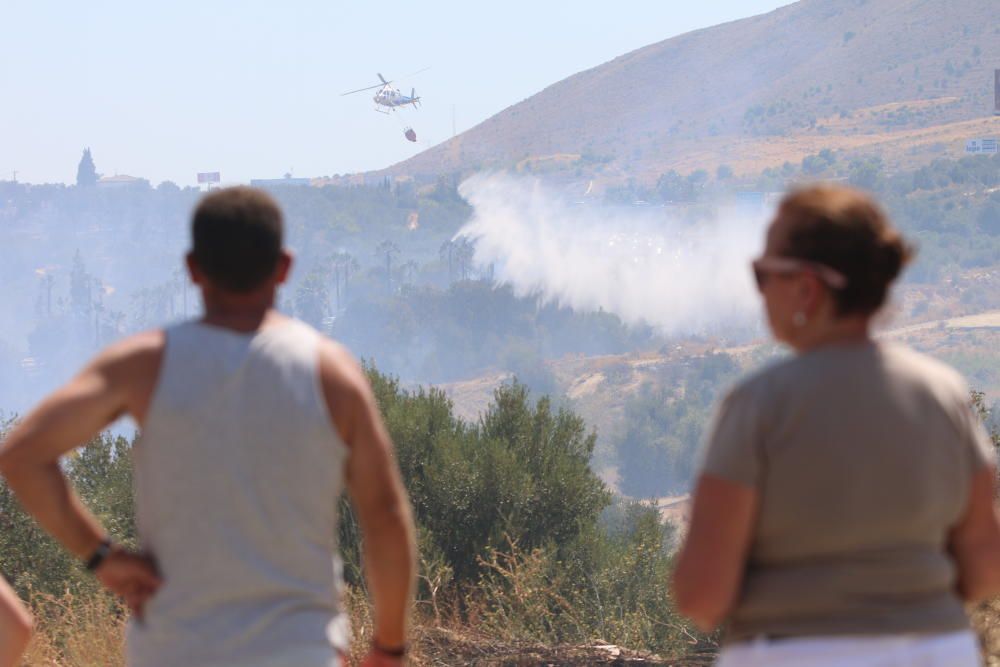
[2,148,998,495]
[0,172,669,418]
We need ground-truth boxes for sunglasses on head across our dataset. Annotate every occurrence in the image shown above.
[751,257,848,292]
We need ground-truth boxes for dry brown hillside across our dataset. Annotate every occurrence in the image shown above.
[379,0,1000,182]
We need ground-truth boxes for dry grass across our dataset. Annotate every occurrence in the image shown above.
[17,588,706,667]
[22,590,1000,666]
[633,114,1000,182]
[973,600,1000,666]
[22,592,127,667]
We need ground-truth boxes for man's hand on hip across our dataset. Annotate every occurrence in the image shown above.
[95,547,162,619]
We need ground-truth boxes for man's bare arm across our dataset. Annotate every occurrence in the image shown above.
[0,577,31,667]
[319,342,416,653]
[0,332,163,612]
[0,341,134,557]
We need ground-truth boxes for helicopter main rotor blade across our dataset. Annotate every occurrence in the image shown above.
[400,66,431,80]
[340,82,390,96]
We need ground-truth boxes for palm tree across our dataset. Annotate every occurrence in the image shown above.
[439,240,456,283]
[331,251,359,312]
[398,260,419,286]
[41,273,55,318]
[375,240,400,293]
[454,237,476,281]
[92,277,106,345]
[294,272,329,329]
[108,310,127,337]
[173,267,190,317]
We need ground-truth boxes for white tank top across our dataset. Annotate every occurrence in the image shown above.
[127,319,349,667]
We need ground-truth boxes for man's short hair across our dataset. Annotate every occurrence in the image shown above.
[191,187,284,292]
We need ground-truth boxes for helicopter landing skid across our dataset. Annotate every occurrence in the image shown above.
[374,106,392,114]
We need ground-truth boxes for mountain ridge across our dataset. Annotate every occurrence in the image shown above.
[374,0,1000,182]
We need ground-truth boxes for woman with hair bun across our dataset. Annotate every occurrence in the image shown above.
[672,185,1000,666]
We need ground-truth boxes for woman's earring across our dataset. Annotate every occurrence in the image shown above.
[793,311,807,327]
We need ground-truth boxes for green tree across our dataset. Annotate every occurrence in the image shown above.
[617,353,740,496]
[452,238,475,281]
[802,150,836,176]
[439,239,457,283]
[655,170,694,202]
[69,250,92,318]
[76,148,98,187]
[687,169,709,189]
[848,157,884,191]
[977,202,1000,236]
[294,270,330,329]
[0,425,135,598]
[972,391,1000,448]
[346,370,610,583]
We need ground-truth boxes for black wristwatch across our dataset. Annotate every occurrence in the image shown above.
[372,640,407,658]
[85,538,112,572]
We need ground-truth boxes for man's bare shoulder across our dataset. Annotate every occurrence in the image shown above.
[93,330,166,377]
[316,338,368,398]
[315,337,377,446]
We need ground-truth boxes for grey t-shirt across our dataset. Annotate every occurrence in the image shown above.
[701,342,995,643]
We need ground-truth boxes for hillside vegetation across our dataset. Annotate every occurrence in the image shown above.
[0,378,702,665]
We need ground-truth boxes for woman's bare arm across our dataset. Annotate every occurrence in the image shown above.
[950,466,1000,603]
[671,474,758,632]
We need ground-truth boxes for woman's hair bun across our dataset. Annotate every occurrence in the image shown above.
[778,185,916,316]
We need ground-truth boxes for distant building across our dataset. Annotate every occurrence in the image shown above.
[966,139,998,155]
[97,174,150,189]
[736,191,766,212]
[250,174,311,189]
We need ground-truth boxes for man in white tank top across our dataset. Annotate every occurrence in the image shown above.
[0,187,416,667]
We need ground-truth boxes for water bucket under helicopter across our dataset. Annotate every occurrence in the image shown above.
[404,127,417,142]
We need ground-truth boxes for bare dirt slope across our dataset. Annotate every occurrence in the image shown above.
[379,0,1000,182]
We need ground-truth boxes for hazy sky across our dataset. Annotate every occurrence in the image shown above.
[1,1,794,186]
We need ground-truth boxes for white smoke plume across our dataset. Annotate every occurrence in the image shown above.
[457,173,771,337]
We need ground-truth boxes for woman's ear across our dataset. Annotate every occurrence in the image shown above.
[797,273,824,316]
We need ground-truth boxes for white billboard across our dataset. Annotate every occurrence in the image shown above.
[966,139,998,154]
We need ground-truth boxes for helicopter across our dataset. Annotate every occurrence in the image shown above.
[341,73,423,114]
